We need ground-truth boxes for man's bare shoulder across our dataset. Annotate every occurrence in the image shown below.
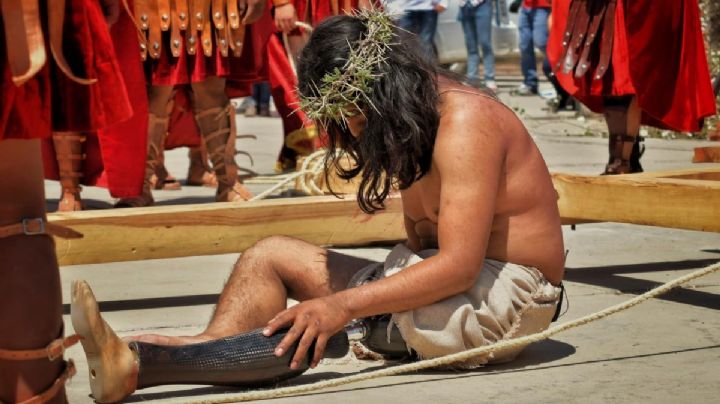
[437,86,523,140]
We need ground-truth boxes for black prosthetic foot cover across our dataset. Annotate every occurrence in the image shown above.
[129,328,349,388]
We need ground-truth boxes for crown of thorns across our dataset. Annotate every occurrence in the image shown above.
[298,8,395,128]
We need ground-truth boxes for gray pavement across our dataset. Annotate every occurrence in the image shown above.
[55,75,720,403]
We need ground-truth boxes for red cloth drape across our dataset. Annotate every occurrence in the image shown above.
[547,0,716,132]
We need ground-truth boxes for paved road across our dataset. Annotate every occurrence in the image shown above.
[53,75,720,403]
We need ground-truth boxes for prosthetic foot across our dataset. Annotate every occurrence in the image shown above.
[71,280,139,403]
[52,132,86,212]
[195,105,253,201]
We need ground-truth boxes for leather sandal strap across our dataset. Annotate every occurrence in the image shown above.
[55,153,86,161]
[0,334,81,361]
[195,106,226,121]
[17,360,77,404]
[0,218,83,240]
[611,134,638,143]
[203,128,231,144]
[52,133,86,142]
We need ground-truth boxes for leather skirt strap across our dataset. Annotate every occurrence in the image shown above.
[1,0,47,86]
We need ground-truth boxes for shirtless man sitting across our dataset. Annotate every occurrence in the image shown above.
[71,9,565,402]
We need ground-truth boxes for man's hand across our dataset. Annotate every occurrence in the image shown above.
[263,295,351,369]
[434,4,446,13]
[240,0,267,25]
[99,0,120,26]
[274,3,297,33]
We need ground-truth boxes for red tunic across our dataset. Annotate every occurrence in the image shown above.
[163,11,273,150]
[147,5,272,86]
[0,0,132,141]
[547,0,716,132]
[39,5,147,198]
[268,0,364,157]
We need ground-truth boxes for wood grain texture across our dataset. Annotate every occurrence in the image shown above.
[50,195,406,266]
[553,173,720,233]
[50,170,720,266]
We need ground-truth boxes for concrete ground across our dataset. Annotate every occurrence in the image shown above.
[52,73,720,403]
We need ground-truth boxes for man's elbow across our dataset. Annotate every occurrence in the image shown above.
[454,271,480,293]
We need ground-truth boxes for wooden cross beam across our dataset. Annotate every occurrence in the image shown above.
[49,168,720,266]
[50,196,406,266]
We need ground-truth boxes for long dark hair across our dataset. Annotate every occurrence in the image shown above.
[297,15,443,213]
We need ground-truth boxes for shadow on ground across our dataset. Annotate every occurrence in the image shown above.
[565,258,720,310]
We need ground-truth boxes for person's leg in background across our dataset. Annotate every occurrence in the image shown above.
[603,96,643,174]
[116,85,175,207]
[416,10,439,59]
[245,84,260,117]
[396,10,421,34]
[255,82,271,117]
[474,0,496,90]
[191,77,253,202]
[459,5,481,86]
[518,6,538,95]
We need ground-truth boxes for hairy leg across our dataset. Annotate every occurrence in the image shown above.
[132,236,375,345]
[0,139,65,403]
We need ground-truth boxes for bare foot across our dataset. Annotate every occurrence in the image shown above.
[71,280,139,403]
[122,333,214,346]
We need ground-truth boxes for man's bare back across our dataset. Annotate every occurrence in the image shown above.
[401,80,565,285]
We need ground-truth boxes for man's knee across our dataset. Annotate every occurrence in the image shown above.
[239,236,296,268]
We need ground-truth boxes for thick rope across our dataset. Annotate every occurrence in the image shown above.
[190,261,720,403]
[247,149,330,201]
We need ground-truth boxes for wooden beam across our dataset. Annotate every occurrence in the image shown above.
[50,196,406,266]
[553,173,720,232]
[50,170,720,266]
[628,166,720,181]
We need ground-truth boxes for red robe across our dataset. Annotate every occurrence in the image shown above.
[268,0,365,164]
[547,0,716,132]
[0,0,131,141]
[40,4,146,198]
[164,10,274,150]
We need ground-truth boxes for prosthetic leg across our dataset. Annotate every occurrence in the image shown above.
[194,105,253,201]
[52,132,86,212]
[115,113,170,207]
[70,280,347,402]
[602,96,644,175]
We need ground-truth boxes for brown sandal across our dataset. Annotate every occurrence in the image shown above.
[186,146,218,187]
[194,105,253,201]
[52,132,86,212]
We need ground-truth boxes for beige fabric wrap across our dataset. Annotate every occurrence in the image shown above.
[349,244,562,368]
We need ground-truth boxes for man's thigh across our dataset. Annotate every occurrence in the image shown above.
[262,236,378,301]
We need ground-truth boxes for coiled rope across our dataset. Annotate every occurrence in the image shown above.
[190,261,720,403]
[246,149,329,201]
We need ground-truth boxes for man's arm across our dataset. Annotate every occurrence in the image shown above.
[264,95,510,368]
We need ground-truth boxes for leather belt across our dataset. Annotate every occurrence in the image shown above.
[127,0,248,60]
[556,0,617,81]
